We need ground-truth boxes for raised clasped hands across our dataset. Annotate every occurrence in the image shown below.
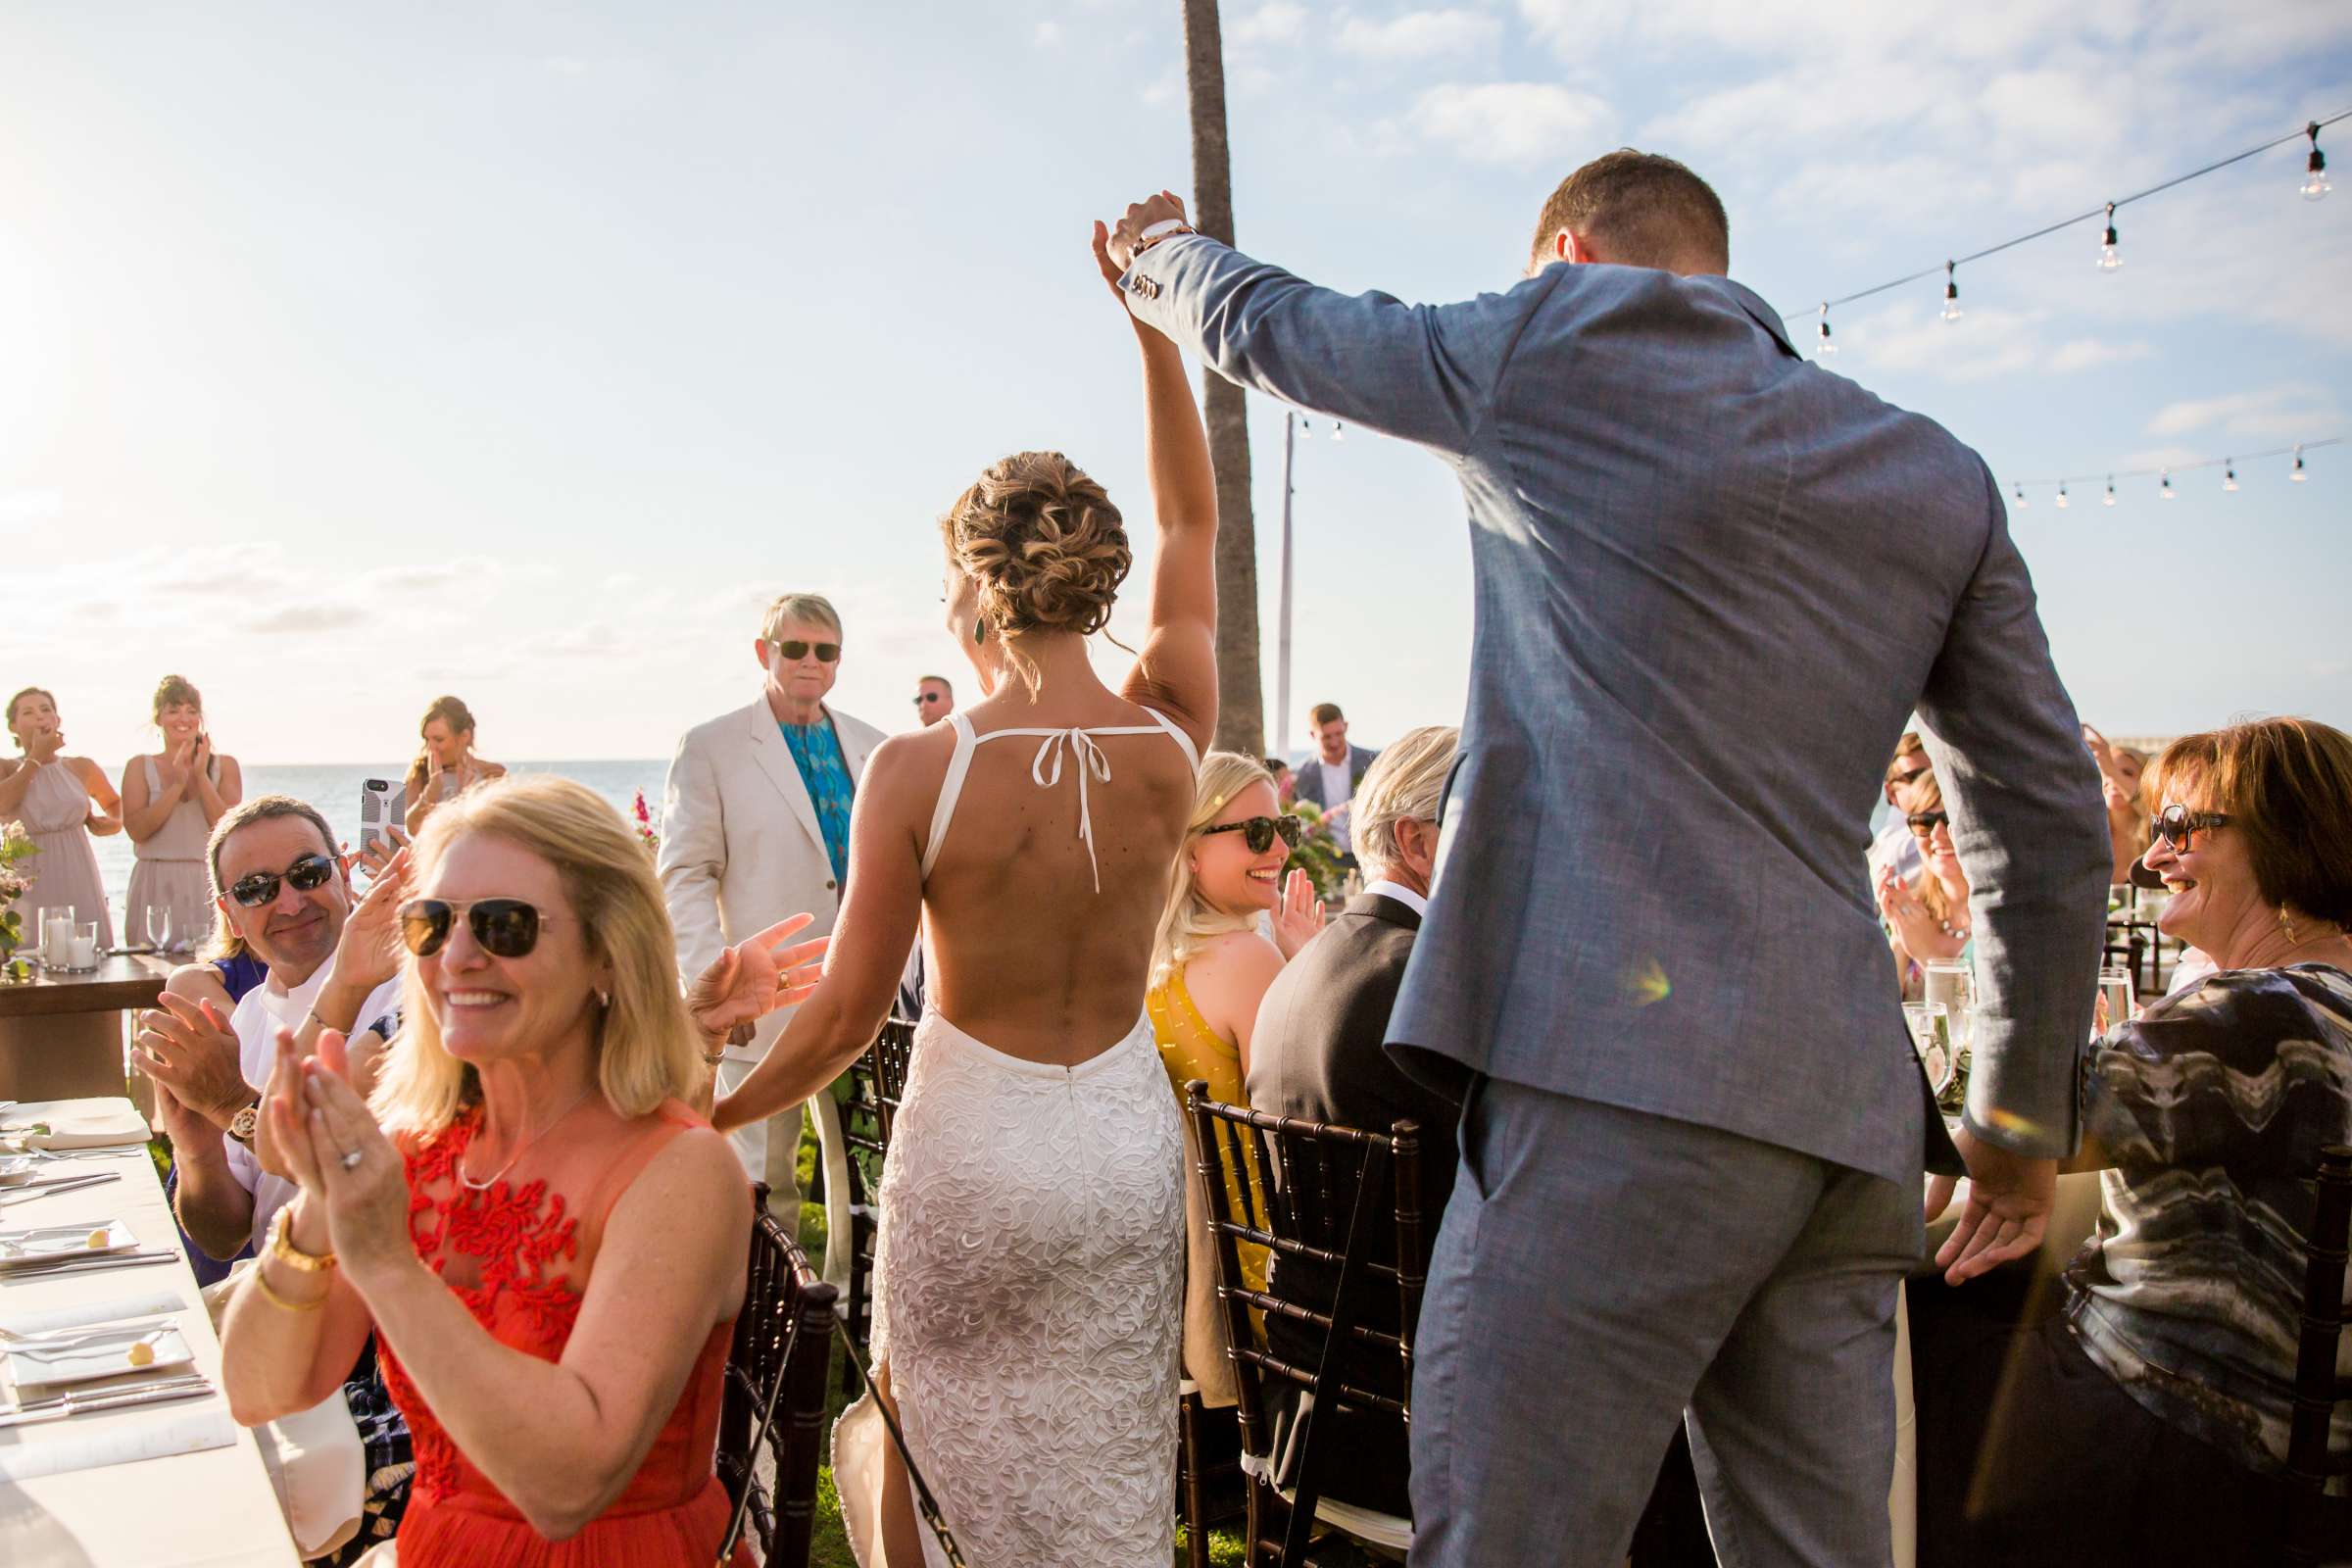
[133,993,250,1130]
[1101,190,1190,275]
[684,914,831,1047]
[1927,1121,2058,1286]
[1271,868,1327,959]
[265,1025,411,1280]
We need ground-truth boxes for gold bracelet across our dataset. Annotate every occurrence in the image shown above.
[269,1202,338,1273]
[249,1261,325,1314]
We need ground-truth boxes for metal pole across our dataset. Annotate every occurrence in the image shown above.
[1277,410,1296,754]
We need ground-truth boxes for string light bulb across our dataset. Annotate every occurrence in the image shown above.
[2012,482,2027,509]
[2098,203,2122,270]
[2103,475,2118,506]
[1816,302,1837,357]
[2293,444,2308,481]
[2055,483,2070,510]
[2160,470,2176,500]
[1940,261,1962,323]
[2306,122,2332,202]
[1298,417,1312,439]
[2224,461,2238,492]
[1330,422,1345,443]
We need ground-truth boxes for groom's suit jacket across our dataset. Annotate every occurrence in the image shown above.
[1122,239,2110,1184]
[1291,744,1381,811]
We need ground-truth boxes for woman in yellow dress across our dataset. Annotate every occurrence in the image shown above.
[1148,751,1328,1364]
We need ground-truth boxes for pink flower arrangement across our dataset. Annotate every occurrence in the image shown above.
[631,789,661,859]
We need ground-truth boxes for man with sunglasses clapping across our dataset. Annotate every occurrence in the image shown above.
[657,591,887,1226]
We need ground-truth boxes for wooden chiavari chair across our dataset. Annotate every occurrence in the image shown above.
[714,1184,841,1567]
[2281,1144,2352,1565]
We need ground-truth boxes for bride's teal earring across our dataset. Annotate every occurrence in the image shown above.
[974,619,987,645]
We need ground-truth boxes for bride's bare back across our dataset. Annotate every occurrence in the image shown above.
[712,270,1218,1123]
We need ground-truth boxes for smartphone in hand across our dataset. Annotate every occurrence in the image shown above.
[361,778,398,854]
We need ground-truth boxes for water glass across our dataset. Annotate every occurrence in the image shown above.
[1903,1002,1955,1095]
[2097,966,2136,1034]
[143,903,173,955]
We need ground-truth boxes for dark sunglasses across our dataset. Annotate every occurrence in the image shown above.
[1201,815,1305,855]
[398,898,557,958]
[1889,762,1931,789]
[1905,810,1949,838]
[913,692,945,706]
[773,639,840,663]
[2149,806,2230,849]
[228,853,338,908]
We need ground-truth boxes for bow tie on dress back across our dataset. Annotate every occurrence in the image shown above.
[1030,729,1117,893]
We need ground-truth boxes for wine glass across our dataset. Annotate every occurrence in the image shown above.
[143,904,173,956]
[2096,967,2136,1036]
[1903,1002,1954,1096]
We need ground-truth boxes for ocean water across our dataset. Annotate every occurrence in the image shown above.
[87,759,670,940]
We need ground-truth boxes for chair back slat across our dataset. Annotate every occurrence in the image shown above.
[1185,1082,1423,1566]
[2283,1144,2352,1565]
[716,1183,842,1566]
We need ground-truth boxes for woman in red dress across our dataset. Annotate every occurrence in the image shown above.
[220,775,823,1565]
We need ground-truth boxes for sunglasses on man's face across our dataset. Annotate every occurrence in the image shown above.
[773,640,840,663]
[1906,810,1949,839]
[228,853,338,908]
[913,692,944,707]
[1201,815,1305,856]
[399,898,560,959]
[2149,805,2230,851]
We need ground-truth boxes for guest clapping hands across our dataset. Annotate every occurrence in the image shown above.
[220,775,796,1564]
[122,675,242,953]
[0,686,123,950]
[2082,723,2150,885]
[1879,774,1972,989]
[402,696,506,835]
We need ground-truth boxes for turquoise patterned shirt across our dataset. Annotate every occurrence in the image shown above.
[779,715,855,886]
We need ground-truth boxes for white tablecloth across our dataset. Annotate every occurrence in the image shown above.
[0,1097,299,1567]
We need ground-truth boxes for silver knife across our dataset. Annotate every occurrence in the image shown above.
[0,1377,214,1429]
[1,1250,179,1280]
[0,1173,121,1206]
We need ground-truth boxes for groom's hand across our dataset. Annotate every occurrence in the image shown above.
[1936,1123,2058,1285]
[1104,191,1192,272]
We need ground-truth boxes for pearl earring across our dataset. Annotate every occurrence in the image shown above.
[596,989,611,1009]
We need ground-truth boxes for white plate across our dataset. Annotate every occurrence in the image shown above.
[6,1323,196,1392]
[0,1156,37,1186]
[0,1219,138,1267]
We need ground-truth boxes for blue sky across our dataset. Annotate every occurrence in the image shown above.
[3,2,2347,766]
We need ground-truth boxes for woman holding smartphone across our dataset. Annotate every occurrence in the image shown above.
[122,674,242,954]
[403,695,507,835]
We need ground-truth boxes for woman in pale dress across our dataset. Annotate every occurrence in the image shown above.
[402,696,507,836]
[0,686,122,950]
[121,674,242,954]
[710,220,1219,1567]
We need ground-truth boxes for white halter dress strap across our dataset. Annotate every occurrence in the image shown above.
[916,708,1199,891]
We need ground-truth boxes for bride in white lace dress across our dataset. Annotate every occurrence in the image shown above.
[712,221,1220,1567]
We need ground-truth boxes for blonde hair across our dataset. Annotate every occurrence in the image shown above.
[1352,726,1458,877]
[941,452,1132,694]
[370,774,706,1140]
[760,592,843,643]
[1150,752,1278,990]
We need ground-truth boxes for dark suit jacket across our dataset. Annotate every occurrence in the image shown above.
[1289,745,1379,810]
[1246,892,1455,1511]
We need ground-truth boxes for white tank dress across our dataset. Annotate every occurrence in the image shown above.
[834,709,1195,1568]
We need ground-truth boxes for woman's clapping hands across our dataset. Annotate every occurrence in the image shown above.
[264,1026,412,1279]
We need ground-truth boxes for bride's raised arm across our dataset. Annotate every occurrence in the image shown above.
[1093,218,1218,749]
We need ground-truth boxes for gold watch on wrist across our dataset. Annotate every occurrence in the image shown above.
[268,1201,337,1273]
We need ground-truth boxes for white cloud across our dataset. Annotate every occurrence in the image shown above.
[1409,82,1615,167]
[1034,21,1063,47]
[1231,2,1308,46]
[2044,336,2153,374]
[1841,301,2157,384]
[2145,381,2341,441]
[0,488,64,523]
[1335,9,1498,59]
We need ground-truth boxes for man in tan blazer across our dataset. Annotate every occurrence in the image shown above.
[660,592,886,1222]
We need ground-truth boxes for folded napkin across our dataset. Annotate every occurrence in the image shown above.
[210,1261,366,1557]
[0,1291,182,1337]
[0,1406,238,1484]
[22,1105,151,1150]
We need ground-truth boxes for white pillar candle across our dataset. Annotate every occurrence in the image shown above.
[68,933,98,969]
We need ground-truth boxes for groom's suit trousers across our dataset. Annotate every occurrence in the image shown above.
[1409,1078,1921,1568]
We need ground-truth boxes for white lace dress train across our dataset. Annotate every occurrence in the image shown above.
[834,1009,1184,1568]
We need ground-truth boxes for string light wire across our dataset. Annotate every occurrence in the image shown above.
[1782,108,2352,325]
[2010,437,2339,492]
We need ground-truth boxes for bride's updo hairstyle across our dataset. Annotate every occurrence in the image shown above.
[942,451,1133,692]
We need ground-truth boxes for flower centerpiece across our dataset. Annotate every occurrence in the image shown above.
[631,789,661,860]
[0,822,39,982]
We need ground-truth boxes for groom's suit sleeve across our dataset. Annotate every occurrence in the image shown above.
[1914,463,2112,1160]
[1120,235,1539,461]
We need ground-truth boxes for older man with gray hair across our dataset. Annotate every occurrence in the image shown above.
[1247,724,1462,1517]
[660,591,885,1223]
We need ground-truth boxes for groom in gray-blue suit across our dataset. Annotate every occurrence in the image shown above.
[1107,154,2110,1567]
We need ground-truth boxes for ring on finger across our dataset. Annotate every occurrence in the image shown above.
[338,1147,364,1171]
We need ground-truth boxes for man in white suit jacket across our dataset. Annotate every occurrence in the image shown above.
[659,592,886,1215]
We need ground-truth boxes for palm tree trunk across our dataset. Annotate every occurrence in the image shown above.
[1181,0,1264,759]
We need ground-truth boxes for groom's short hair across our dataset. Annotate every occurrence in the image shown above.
[1530,150,1730,276]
